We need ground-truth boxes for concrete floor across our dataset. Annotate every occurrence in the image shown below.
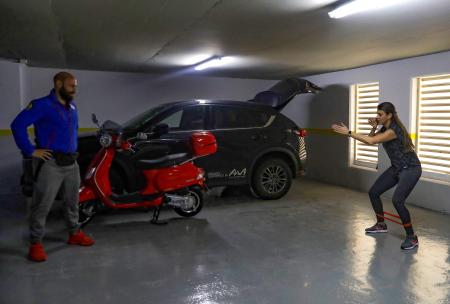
[0,178,449,304]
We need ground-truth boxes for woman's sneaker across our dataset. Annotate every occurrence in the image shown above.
[365,222,388,234]
[401,235,419,250]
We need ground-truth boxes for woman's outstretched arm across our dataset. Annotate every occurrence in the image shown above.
[331,122,396,145]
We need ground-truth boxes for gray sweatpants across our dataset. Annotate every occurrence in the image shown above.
[30,158,80,243]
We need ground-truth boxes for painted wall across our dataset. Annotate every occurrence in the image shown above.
[25,67,276,128]
[288,51,450,214]
[0,60,23,129]
[1,62,276,129]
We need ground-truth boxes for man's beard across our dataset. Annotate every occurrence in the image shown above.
[59,87,74,103]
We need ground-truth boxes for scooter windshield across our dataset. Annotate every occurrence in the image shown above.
[102,120,123,133]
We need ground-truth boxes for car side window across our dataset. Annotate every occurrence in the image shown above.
[212,106,271,129]
[159,106,205,131]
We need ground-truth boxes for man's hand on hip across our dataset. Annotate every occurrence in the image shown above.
[32,149,53,161]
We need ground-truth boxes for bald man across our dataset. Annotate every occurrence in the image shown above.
[11,72,94,262]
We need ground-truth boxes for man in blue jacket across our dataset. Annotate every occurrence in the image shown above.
[11,72,95,262]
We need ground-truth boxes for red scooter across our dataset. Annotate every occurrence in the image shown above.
[78,114,217,226]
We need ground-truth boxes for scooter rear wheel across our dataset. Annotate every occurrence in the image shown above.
[173,187,203,217]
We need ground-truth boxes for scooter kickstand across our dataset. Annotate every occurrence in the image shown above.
[151,205,168,225]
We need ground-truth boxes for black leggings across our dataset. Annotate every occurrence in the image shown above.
[369,166,422,235]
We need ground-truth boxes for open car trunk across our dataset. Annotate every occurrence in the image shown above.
[250,78,321,111]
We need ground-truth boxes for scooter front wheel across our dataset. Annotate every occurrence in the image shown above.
[173,187,203,217]
[79,200,98,227]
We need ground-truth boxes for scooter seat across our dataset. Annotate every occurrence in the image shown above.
[137,153,190,170]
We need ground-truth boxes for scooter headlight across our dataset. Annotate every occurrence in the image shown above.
[99,134,112,147]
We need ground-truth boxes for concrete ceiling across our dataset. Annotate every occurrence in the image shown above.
[1,0,450,79]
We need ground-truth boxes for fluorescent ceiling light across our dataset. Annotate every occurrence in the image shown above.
[180,54,212,66]
[328,0,408,19]
[194,56,233,71]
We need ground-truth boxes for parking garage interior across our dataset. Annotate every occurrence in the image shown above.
[1,1,450,303]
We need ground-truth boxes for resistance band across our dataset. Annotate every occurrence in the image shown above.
[377,211,412,228]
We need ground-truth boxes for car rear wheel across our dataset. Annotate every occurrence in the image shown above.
[252,157,292,200]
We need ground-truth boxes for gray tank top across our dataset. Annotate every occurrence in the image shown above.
[380,123,421,172]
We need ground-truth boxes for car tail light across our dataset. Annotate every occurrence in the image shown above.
[293,129,307,137]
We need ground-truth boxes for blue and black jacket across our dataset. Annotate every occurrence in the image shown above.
[10,89,78,157]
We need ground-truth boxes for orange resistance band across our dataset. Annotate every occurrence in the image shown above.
[377,211,412,228]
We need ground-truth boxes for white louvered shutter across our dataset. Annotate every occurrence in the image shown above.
[351,82,379,168]
[416,74,450,179]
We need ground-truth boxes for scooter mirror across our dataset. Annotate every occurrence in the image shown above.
[91,113,99,126]
[136,132,148,140]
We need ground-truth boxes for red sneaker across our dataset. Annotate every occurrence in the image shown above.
[28,242,47,262]
[68,230,95,246]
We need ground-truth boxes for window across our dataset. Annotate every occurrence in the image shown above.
[159,106,205,131]
[349,82,380,169]
[160,110,182,129]
[212,106,271,129]
[413,73,450,182]
[122,104,167,130]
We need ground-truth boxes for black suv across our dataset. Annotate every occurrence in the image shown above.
[75,78,320,200]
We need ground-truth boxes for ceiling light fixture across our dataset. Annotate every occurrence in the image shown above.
[194,56,233,71]
[328,0,408,19]
[181,54,212,66]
